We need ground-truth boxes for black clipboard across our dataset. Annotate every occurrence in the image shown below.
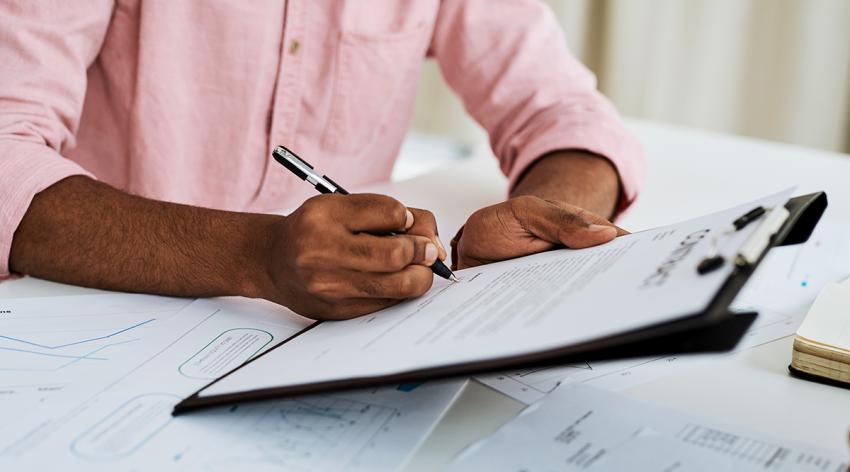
[173,192,828,415]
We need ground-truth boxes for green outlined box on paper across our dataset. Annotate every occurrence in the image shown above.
[178,328,273,380]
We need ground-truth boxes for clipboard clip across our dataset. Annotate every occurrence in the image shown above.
[697,205,791,275]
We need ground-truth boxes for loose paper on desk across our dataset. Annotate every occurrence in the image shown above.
[446,384,849,471]
[0,294,190,395]
[194,189,793,401]
[0,298,466,471]
[0,294,192,429]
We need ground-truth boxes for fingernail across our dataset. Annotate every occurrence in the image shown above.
[588,224,614,233]
[435,238,446,258]
[405,209,414,229]
[424,243,438,264]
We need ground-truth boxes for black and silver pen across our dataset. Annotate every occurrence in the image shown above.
[272,145,459,283]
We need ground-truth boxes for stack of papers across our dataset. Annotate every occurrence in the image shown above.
[0,296,466,471]
[447,384,849,471]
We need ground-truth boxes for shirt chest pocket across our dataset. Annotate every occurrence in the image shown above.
[321,23,431,153]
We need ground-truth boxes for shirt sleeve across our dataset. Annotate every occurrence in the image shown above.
[429,0,645,214]
[0,2,113,278]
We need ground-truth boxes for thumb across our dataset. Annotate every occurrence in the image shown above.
[518,197,618,249]
[567,205,629,237]
[406,208,448,261]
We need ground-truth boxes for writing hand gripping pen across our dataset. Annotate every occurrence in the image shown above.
[272,145,459,283]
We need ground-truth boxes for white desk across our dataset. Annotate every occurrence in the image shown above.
[403,121,850,470]
[3,121,850,469]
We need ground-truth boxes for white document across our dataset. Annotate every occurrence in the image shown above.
[0,298,465,471]
[446,384,849,471]
[477,218,850,404]
[0,294,190,394]
[0,294,192,429]
[198,190,794,400]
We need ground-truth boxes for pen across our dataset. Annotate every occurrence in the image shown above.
[272,145,459,283]
[696,205,789,275]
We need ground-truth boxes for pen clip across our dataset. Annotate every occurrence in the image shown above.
[734,206,789,267]
[272,146,314,180]
[272,145,343,194]
[697,205,787,275]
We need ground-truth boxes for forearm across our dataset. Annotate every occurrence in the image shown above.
[511,150,622,220]
[9,176,277,298]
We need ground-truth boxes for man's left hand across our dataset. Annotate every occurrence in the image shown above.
[453,195,626,270]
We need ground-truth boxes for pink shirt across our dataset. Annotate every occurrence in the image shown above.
[0,0,644,278]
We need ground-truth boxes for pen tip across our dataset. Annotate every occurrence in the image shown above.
[449,275,461,283]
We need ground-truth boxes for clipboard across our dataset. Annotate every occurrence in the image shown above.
[173,192,827,415]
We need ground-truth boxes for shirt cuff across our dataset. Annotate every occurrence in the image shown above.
[505,121,646,219]
[0,140,93,279]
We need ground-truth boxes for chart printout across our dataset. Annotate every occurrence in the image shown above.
[0,294,192,425]
[0,298,466,471]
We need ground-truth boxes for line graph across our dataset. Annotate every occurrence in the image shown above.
[0,296,187,377]
[0,339,141,372]
[0,319,154,350]
[0,346,108,361]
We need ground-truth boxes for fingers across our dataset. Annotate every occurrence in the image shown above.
[564,204,629,236]
[338,233,439,272]
[514,196,618,249]
[405,208,448,260]
[294,296,403,321]
[349,265,434,299]
[280,194,443,320]
[312,298,402,321]
[305,265,434,303]
[327,195,445,264]
[303,194,446,260]
[326,195,447,259]
[337,193,413,233]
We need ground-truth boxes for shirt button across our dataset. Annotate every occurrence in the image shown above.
[289,39,300,55]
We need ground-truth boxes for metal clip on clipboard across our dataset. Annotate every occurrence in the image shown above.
[697,205,791,275]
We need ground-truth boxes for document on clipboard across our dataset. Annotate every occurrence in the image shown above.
[174,189,827,414]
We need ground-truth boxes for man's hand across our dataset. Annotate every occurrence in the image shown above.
[11,177,446,322]
[453,150,625,269]
[453,196,624,269]
[262,194,447,320]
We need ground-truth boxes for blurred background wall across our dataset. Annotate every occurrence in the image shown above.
[410,0,850,155]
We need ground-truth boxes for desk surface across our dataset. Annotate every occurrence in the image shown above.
[3,120,850,468]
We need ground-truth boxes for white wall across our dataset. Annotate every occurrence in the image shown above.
[411,0,850,154]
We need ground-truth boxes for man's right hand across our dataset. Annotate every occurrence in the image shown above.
[10,178,446,322]
[261,193,446,320]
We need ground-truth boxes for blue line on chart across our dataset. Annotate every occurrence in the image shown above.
[0,338,140,372]
[0,346,108,361]
[0,318,155,349]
